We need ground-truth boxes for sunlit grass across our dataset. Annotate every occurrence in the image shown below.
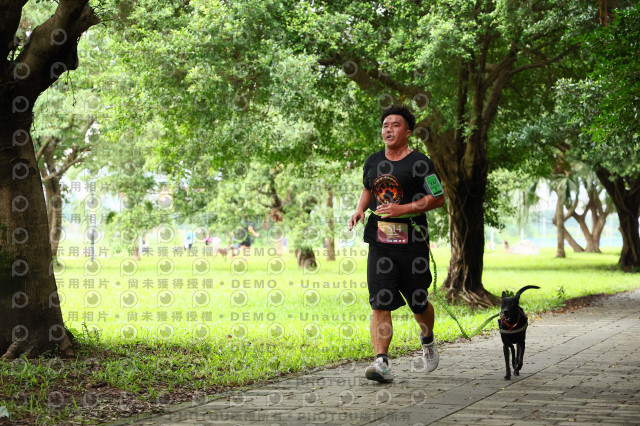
[56,246,639,361]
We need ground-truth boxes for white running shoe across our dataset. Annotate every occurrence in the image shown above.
[421,338,439,372]
[365,357,393,383]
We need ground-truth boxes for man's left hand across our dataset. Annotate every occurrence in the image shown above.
[375,203,405,218]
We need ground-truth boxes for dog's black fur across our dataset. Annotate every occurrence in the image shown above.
[498,285,540,380]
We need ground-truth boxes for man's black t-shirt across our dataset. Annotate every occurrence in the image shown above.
[362,149,443,250]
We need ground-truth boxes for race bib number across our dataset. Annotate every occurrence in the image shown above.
[377,221,408,244]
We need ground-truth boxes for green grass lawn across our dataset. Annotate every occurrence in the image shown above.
[1,246,638,424]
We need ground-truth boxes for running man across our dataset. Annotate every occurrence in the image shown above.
[349,105,445,382]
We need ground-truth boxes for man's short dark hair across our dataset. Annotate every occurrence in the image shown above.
[380,105,416,131]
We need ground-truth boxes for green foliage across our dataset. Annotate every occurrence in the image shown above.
[197,160,361,250]
[484,169,521,231]
[83,0,602,252]
[105,203,171,253]
[554,5,640,177]
[86,1,378,239]
[86,120,173,251]
[556,286,567,303]
[22,1,632,269]
[585,6,640,164]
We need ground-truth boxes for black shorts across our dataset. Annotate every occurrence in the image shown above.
[366,244,432,314]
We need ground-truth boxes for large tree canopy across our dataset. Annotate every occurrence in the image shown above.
[271,0,597,305]
[93,0,383,268]
[92,0,602,306]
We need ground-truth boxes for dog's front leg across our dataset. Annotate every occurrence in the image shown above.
[515,342,525,376]
[503,345,511,380]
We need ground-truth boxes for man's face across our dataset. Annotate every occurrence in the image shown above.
[381,114,412,149]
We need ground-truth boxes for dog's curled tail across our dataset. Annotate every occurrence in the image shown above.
[515,285,540,300]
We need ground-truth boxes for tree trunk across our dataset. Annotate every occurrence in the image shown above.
[596,168,640,271]
[589,209,608,253]
[37,128,94,260]
[563,229,585,253]
[43,177,63,259]
[295,247,317,269]
[553,190,567,258]
[325,188,336,261]
[325,237,335,261]
[263,166,289,256]
[440,168,497,307]
[552,186,584,256]
[585,188,610,253]
[0,0,98,358]
[132,244,141,260]
[570,187,610,253]
[617,205,640,270]
[0,115,74,359]
[420,42,518,307]
[572,212,597,253]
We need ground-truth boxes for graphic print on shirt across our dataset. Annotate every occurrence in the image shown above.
[373,174,403,205]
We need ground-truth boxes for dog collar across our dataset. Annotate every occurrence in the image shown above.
[500,312,528,333]
[501,312,520,329]
[499,323,528,334]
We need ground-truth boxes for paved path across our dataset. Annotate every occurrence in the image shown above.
[115,290,640,425]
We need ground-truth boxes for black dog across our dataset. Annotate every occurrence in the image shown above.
[498,285,540,380]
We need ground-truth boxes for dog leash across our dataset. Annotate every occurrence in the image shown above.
[366,211,498,338]
[371,211,499,339]
[408,217,499,338]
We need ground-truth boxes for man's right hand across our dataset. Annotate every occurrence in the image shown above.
[349,210,365,231]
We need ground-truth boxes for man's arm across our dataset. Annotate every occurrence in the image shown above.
[375,194,445,218]
[349,188,372,231]
[248,225,260,237]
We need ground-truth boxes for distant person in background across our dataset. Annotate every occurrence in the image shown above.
[203,233,213,256]
[141,238,150,254]
[183,228,195,254]
[231,218,259,260]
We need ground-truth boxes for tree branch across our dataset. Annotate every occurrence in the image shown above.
[629,177,640,198]
[509,47,574,76]
[483,43,518,89]
[453,58,469,148]
[41,143,90,182]
[319,53,429,103]
[39,164,49,179]
[42,156,83,181]
[82,115,95,135]
[564,197,579,221]
[34,136,52,161]
[563,228,584,252]
[481,56,515,128]
[14,0,99,96]
[0,1,28,64]
[256,188,270,197]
